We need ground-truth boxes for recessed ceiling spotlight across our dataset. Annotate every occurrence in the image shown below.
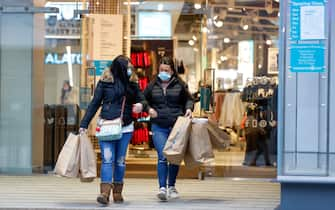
[194,3,201,10]
[189,40,195,46]
[214,20,223,28]
[224,38,231,43]
[220,56,228,61]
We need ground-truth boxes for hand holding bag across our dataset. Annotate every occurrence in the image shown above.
[95,97,126,141]
[184,119,215,168]
[163,116,192,165]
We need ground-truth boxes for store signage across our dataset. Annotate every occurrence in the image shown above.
[90,14,123,60]
[45,53,82,65]
[91,60,113,76]
[290,43,325,72]
[289,0,326,73]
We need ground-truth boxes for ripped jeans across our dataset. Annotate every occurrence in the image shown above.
[99,132,132,184]
[151,124,180,189]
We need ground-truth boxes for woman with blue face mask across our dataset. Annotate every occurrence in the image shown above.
[79,55,147,205]
[143,56,194,201]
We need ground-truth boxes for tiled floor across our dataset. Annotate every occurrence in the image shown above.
[0,175,280,210]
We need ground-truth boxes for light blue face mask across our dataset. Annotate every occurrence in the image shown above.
[158,71,171,81]
[127,67,132,77]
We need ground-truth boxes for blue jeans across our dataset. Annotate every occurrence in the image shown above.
[151,124,180,189]
[99,132,132,184]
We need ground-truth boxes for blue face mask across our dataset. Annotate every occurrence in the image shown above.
[158,71,171,81]
[127,67,132,77]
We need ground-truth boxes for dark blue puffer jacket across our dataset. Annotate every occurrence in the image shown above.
[80,66,147,129]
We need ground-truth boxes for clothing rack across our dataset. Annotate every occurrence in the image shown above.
[241,76,278,156]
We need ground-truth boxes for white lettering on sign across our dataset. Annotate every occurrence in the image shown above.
[45,53,82,64]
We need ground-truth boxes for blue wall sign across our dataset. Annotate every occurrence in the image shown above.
[290,43,326,72]
[91,60,113,76]
[289,0,327,73]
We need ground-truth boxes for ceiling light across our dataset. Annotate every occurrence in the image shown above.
[220,56,228,61]
[123,1,140,5]
[243,24,249,30]
[189,40,195,46]
[158,3,164,11]
[228,8,234,11]
[258,64,263,69]
[192,35,197,41]
[194,3,201,10]
[275,0,280,2]
[266,40,272,45]
[224,38,231,43]
[214,20,223,28]
[218,60,222,64]
[96,1,100,5]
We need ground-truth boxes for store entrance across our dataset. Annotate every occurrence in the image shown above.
[40,0,279,180]
[122,2,279,179]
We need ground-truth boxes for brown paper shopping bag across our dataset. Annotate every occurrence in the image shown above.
[79,133,97,182]
[184,120,215,168]
[54,133,80,177]
[163,116,192,165]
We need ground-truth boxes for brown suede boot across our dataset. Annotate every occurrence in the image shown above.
[97,183,112,205]
[112,183,124,203]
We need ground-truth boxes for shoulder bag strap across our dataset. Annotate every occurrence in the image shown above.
[120,96,126,119]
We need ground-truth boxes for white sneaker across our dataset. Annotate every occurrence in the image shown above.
[168,186,179,199]
[157,187,168,201]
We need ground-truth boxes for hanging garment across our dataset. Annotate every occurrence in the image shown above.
[213,92,225,122]
[200,87,211,111]
[219,92,245,128]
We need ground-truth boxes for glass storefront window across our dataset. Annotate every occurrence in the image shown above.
[1,0,280,178]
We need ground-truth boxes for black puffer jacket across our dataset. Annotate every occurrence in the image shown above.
[144,75,194,128]
[80,70,147,129]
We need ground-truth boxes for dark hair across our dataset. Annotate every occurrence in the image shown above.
[159,56,176,74]
[61,80,72,104]
[110,55,131,95]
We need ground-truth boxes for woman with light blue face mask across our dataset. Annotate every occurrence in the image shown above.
[79,55,147,205]
[143,56,194,202]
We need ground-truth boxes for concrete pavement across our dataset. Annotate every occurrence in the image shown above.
[0,175,280,210]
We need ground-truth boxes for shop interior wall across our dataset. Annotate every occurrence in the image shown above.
[176,45,199,93]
